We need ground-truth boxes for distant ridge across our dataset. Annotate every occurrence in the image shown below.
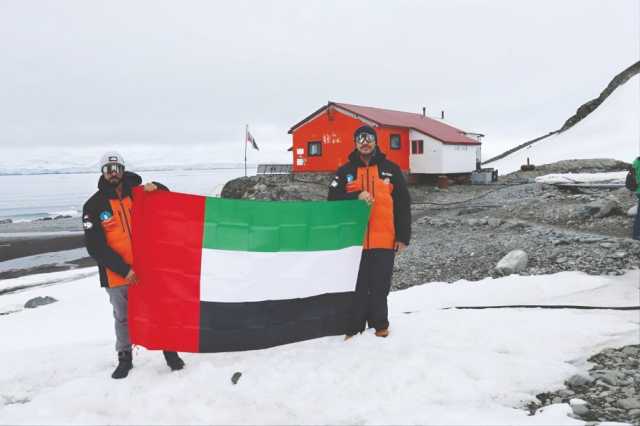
[0,163,254,176]
[483,61,640,165]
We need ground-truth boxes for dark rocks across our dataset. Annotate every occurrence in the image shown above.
[0,218,12,225]
[531,345,640,424]
[221,173,333,201]
[24,296,58,309]
[457,207,485,216]
[1,395,31,405]
[35,215,72,222]
[576,199,622,219]
[231,371,242,385]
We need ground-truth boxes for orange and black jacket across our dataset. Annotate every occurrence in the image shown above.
[328,149,411,250]
[82,172,167,288]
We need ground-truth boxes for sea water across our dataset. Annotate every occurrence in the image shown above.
[0,168,255,222]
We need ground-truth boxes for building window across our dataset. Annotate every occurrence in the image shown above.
[308,141,322,156]
[411,140,424,155]
[390,134,401,150]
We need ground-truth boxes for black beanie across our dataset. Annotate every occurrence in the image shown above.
[353,125,377,143]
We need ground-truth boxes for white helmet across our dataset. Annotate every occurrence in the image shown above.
[99,151,126,169]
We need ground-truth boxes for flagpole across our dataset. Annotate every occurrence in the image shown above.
[244,124,248,177]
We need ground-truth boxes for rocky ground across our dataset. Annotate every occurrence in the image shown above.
[221,158,640,290]
[222,158,640,424]
[531,345,640,424]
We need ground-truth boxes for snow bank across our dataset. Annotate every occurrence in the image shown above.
[535,171,627,185]
[0,269,638,425]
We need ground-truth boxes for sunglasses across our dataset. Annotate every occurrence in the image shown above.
[102,164,125,175]
[355,133,376,145]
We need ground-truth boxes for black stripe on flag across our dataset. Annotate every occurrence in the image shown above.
[199,292,353,352]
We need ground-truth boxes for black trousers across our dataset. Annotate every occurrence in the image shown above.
[348,249,395,335]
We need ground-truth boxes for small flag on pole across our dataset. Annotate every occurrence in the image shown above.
[247,130,259,151]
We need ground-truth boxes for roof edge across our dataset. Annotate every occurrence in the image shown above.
[287,103,330,134]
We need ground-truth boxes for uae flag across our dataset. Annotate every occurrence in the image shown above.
[129,188,369,353]
[247,130,259,150]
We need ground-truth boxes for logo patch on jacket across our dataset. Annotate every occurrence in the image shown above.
[381,171,393,177]
[99,211,112,221]
[346,174,354,183]
[82,214,93,230]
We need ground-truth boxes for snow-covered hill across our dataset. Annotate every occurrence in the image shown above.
[488,74,639,174]
[0,144,259,176]
[0,269,637,425]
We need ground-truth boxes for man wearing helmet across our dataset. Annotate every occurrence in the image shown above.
[82,152,185,379]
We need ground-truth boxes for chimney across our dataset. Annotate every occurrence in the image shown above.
[422,107,426,117]
[441,110,445,119]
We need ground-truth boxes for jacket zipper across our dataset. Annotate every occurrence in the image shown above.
[365,166,370,248]
[119,199,133,240]
[116,210,126,233]
[371,166,376,202]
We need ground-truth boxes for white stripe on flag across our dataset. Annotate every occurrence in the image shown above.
[200,246,362,302]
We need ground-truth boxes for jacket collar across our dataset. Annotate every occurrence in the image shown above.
[348,147,386,167]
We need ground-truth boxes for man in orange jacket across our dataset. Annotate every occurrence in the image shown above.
[328,126,411,338]
[83,152,185,379]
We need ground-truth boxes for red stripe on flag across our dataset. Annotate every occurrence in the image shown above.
[129,188,205,352]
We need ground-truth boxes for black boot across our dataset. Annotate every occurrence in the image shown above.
[111,350,133,379]
[163,351,185,371]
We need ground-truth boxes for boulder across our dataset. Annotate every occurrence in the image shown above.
[231,371,242,385]
[565,374,594,387]
[569,398,590,417]
[495,250,529,275]
[24,296,58,309]
[618,397,640,410]
[576,199,621,219]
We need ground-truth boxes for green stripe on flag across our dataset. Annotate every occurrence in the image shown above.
[202,198,370,252]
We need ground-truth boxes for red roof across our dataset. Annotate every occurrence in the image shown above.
[289,101,481,145]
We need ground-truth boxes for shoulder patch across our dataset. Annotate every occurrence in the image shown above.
[82,214,94,230]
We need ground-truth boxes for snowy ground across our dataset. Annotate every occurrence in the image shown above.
[0,268,638,425]
[535,172,627,185]
[0,248,88,275]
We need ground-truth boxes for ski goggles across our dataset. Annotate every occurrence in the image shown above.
[355,133,376,145]
[101,163,125,175]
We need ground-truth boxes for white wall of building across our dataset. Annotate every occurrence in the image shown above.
[409,130,479,174]
[409,130,441,173]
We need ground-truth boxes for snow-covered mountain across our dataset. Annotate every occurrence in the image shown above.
[487,74,639,174]
[0,144,275,175]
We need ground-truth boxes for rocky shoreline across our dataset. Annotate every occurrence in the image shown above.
[221,158,640,424]
[531,345,640,424]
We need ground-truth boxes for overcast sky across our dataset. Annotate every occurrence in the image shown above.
[0,0,638,163]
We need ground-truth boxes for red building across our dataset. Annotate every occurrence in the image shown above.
[288,102,482,174]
